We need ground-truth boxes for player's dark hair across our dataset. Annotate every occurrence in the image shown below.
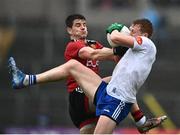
[65,14,86,28]
[133,18,153,38]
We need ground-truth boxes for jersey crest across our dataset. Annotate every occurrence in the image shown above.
[135,36,142,45]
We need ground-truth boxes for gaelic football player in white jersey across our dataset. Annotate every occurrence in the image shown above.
[93,19,160,133]
[8,18,167,134]
[106,19,157,103]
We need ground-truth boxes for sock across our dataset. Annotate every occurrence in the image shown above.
[132,110,146,127]
[23,75,36,86]
[135,116,146,127]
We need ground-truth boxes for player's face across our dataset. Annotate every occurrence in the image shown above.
[129,24,143,37]
[69,19,88,40]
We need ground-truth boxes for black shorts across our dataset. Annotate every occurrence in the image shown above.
[69,88,98,129]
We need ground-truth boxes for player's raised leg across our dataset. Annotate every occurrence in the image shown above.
[8,57,102,102]
[36,59,102,102]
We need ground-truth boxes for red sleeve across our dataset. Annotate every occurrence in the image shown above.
[64,41,85,61]
[95,41,103,49]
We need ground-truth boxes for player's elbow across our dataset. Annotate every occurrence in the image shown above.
[110,33,120,44]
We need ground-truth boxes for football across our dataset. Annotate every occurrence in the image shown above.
[107,25,130,47]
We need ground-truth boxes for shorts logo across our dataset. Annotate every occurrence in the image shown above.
[103,109,110,112]
[135,36,142,45]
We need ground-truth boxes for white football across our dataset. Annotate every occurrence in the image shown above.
[107,25,130,47]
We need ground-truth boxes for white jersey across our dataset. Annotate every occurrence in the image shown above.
[107,36,157,103]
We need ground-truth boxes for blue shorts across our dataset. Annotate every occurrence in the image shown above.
[93,81,133,124]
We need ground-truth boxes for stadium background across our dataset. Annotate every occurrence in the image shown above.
[0,0,180,134]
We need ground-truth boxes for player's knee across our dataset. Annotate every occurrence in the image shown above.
[69,59,81,67]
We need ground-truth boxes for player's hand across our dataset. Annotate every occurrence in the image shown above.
[113,55,121,63]
[113,46,128,57]
[106,23,124,34]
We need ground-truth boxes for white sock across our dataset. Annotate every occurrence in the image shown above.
[23,75,36,86]
[136,116,146,127]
